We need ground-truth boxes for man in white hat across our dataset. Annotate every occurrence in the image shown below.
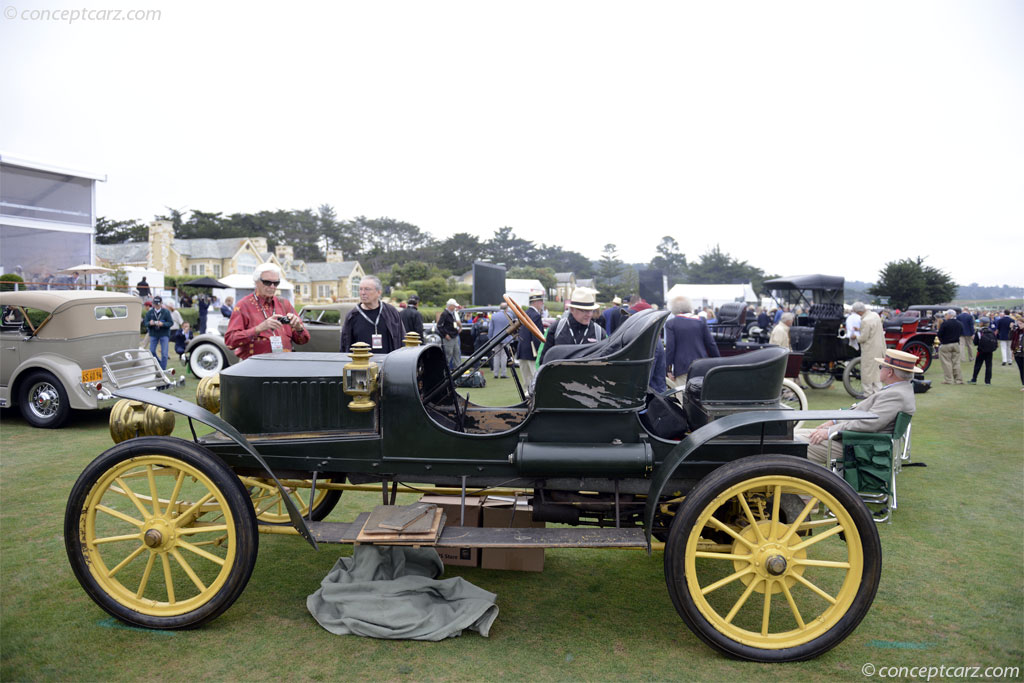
[437,298,461,370]
[796,348,922,467]
[539,287,605,364]
[602,295,629,336]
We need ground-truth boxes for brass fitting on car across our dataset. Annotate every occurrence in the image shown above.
[342,342,379,412]
[195,374,221,414]
[403,331,422,347]
[109,399,175,444]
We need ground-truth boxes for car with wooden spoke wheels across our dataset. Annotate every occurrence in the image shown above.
[664,455,881,662]
[64,437,258,629]
[67,299,884,659]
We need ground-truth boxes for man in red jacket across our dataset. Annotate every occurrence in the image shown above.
[225,264,309,360]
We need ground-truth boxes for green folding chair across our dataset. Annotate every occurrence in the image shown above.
[829,411,913,524]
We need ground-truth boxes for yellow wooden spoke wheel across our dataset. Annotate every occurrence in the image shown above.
[64,437,258,629]
[240,477,342,524]
[664,455,881,662]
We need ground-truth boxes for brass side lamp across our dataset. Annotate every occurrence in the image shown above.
[343,342,379,412]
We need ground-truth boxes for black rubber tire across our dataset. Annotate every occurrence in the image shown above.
[664,455,881,662]
[802,369,834,390]
[65,437,258,629]
[18,369,71,428]
[842,357,868,400]
[248,478,342,525]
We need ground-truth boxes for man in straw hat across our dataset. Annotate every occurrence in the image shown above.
[516,292,546,388]
[796,348,921,467]
[539,287,605,364]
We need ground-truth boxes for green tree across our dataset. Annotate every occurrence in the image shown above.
[649,236,687,284]
[436,233,484,274]
[535,244,595,279]
[484,227,535,266]
[868,257,956,309]
[596,244,624,295]
[687,244,772,294]
[95,217,148,244]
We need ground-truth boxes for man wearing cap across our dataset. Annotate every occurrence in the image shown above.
[937,309,964,384]
[340,275,403,354]
[225,263,309,360]
[438,299,461,370]
[517,293,545,387]
[797,349,920,467]
[399,294,424,340]
[144,296,173,370]
[602,296,629,335]
[539,288,605,364]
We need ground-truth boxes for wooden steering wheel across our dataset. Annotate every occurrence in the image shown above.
[504,294,545,342]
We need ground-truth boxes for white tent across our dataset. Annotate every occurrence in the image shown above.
[504,278,545,306]
[665,283,757,311]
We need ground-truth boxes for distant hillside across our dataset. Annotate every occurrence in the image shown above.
[954,283,1023,301]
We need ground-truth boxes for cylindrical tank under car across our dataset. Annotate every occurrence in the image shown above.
[513,441,653,478]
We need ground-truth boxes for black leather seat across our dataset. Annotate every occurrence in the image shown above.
[684,346,789,428]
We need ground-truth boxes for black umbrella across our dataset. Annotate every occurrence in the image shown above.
[181,277,228,288]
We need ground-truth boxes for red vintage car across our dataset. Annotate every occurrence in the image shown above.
[882,305,961,373]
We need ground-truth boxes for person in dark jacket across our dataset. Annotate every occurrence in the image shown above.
[437,299,461,369]
[136,277,150,299]
[539,288,605,364]
[399,295,424,340]
[602,296,629,335]
[968,320,998,385]
[197,295,209,334]
[144,296,173,370]
[172,321,195,358]
[220,296,234,319]
[937,309,964,384]
[995,309,1013,365]
[340,276,403,354]
[664,295,720,387]
[517,292,545,388]
[957,308,975,362]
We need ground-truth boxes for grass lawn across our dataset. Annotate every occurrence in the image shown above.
[1,358,1022,681]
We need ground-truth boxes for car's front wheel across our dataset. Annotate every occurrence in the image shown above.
[18,369,71,428]
[189,343,226,378]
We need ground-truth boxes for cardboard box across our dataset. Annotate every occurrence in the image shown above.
[480,496,545,572]
[419,495,483,567]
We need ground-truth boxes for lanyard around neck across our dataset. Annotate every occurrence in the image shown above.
[356,305,381,334]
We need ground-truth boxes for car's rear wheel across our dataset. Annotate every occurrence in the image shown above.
[664,455,881,662]
[902,341,931,373]
[780,379,808,411]
[802,368,834,389]
[241,477,342,524]
[189,343,226,379]
[19,369,71,428]
[842,358,867,399]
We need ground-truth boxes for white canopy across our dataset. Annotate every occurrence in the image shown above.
[666,283,758,311]
[218,272,294,303]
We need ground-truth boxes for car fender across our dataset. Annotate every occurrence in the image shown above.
[184,334,236,363]
[110,385,318,550]
[7,353,98,410]
[643,409,877,548]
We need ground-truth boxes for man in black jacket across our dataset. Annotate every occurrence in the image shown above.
[937,309,964,384]
[517,292,545,387]
[400,295,424,340]
[539,288,605,364]
[340,276,403,354]
[437,298,461,370]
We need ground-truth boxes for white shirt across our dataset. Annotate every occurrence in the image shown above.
[845,312,862,350]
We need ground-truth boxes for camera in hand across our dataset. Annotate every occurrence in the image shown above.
[276,315,290,323]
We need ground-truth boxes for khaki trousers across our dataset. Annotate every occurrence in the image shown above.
[860,356,881,395]
[939,343,963,383]
[518,359,536,390]
[960,335,975,362]
[795,427,832,467]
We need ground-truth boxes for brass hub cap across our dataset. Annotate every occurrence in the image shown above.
[765,554,787,576]
[142,519,175,551]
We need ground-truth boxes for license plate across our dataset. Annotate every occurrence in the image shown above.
[81,367,103,383]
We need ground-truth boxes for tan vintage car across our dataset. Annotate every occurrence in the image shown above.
[0,290,182,428]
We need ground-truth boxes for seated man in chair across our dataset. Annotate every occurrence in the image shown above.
[797,349,921,467]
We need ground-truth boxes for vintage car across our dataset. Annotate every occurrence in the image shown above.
[762,275,864,398]
[65,298,883,662]
[0,290,181,428]
[184,302,357,378]
[881,304,960,373]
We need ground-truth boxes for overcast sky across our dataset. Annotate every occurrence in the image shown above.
[2,0,1021,287]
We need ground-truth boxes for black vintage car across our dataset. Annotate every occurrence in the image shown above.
[64,298,881,662]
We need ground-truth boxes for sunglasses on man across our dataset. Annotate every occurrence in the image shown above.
[260,279,280,287]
